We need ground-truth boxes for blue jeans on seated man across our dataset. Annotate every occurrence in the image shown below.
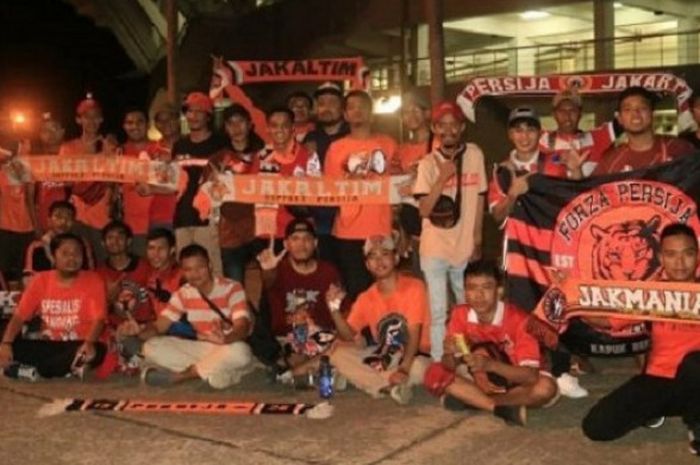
[420,255,467,361]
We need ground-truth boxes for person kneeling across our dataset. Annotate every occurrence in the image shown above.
[0,233,107,380]
[139,244,253,389]
[326,234,431,405]
[424,261,557,425]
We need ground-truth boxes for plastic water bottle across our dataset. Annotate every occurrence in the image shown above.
[318,355,334,399]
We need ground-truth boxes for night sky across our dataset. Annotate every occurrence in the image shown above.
[0,0,148,138]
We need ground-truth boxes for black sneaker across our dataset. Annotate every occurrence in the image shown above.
[644,416,665,429]
[440,394,470,412]
[494,405,527,426]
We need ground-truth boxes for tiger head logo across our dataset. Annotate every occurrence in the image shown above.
[590,215,662,281]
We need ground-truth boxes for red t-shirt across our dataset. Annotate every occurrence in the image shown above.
[593,136,695,175]
[0,166,33,233]
[253,142,320,238]
[447,302,541,368]
[539,123,616,176]
[96,256,152,324]
[16,270,107,341]
[266,258,344,337]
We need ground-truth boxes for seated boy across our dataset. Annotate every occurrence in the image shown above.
[424,261,557,425]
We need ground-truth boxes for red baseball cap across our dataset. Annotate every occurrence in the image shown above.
[431,101,465,123]
[76,93,102,116]
[182,92,213,114]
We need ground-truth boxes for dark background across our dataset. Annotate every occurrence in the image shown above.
[0,0,147,139]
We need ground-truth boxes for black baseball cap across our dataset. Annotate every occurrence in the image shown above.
[284,218,317,238]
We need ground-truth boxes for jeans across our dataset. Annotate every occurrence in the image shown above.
[420,255,467,360]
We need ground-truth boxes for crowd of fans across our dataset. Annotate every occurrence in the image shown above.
[1,79,700,454]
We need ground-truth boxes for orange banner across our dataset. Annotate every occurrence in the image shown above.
[534,272,700,332]
[228,57,368,89]
[16,156,180,188]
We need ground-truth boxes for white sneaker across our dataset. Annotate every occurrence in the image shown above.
[556,373,589,399]
[389,383,413,405]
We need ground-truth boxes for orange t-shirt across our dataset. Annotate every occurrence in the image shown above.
[121,142,159,235]
[16,270,107,341]
[324,134,397,239]
[397,141,430,172]
[347,273,431,354]
[645,322,700,379]
[59,139,112,229]
[0,166,33,232]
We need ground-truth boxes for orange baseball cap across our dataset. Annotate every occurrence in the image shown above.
[431,101,465,122]
[76,93,102,116]
[182,92,213,114]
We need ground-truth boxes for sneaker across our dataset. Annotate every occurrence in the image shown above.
[3,363,39,382]
[557,373,589,399]
[644,416,665,429]
[389,383,413,406]
[440,394,470,412]
[141,367,175,387]
[275,369,295,386]
[494,405,527,426]
[689,425,700,456]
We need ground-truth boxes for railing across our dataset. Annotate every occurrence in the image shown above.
[369,29,700,91]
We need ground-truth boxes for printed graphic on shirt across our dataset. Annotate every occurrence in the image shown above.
[362,312,408,372]
[40,298,82,341]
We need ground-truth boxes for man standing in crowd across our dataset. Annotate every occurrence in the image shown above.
[287,91,315,142]
[324,90,397,300]
[121,107,158,256]
[326,234,431,405]
[303,82,349,263]
[214,104,264,283]
[32,112,67,231]
[24,200,95,285]
[60,95,114,263]
[0,233,107,379]
[593,86,695,175]
[583,223,700,456]
[140,244,253,389]
[414,101,486,361]
[147,103,182,231]
[172,92,228,276]
[424,261,557,425]
[542,88,619,178]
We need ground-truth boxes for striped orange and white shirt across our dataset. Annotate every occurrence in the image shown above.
[162,277,251,338]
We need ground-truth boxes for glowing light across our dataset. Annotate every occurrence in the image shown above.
[519,10,551,20]
[12,112,26,125]
[373,95,402,114]
[614,2,623,8]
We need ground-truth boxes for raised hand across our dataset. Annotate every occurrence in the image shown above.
[256,235,287,271]
[504,164,532,198]
[560,148,590,173]
[325,283,346,312]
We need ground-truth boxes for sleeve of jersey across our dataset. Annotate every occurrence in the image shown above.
[346,297,369,334]
[446,306,468,337]
[587,123,617,163]
[225,85,270,145]
[513,316,541,368]
[15,274,44,321]
[161,290,186,322]
[227,283,251,323]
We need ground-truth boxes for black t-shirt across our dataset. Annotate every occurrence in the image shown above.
[680,130,700,150]
[172,132,228,227]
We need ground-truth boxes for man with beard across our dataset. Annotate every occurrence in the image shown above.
[172,92,228,276]
[324,90,397,300]
[303,82,350,263]
[0,233,107,379]
[593,86,694,175]
[583,223,700,456]
[257,219,347,379]
[414,102,487,361]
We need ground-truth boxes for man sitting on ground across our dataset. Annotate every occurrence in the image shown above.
[140,244,253,389]
[424,261,557,425]
[326,234,431,405]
